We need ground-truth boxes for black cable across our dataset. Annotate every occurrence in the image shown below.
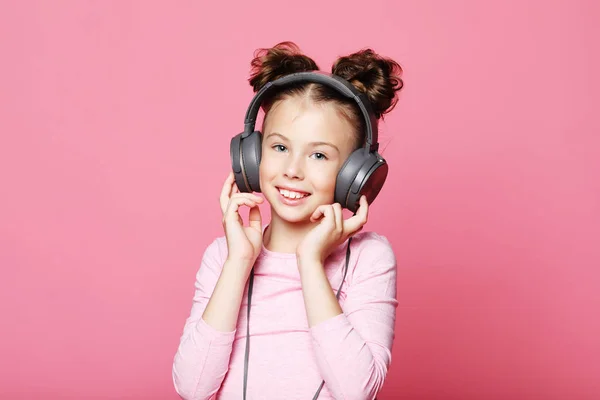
[242,236,353,399]
[242,268,255,400]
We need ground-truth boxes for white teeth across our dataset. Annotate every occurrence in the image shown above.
[279,188,308,199]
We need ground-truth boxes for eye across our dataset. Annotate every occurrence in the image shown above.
[310,152,328,161]
[272,144,287,152]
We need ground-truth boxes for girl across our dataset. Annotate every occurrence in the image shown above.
[173,42,404,400]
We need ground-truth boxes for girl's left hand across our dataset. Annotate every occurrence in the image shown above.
[296,195,369,264]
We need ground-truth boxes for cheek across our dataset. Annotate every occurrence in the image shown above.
[259,152,276,178]
[309,165,338,194]
[258,153,283,189]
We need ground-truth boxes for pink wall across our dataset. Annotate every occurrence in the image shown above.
[1,1,598,399]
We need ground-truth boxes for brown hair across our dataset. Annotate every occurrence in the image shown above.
[248,41,404,148]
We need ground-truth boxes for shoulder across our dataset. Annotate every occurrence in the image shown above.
[344,231,397,281]
[202,235,228,260]
[197,235,229,276]
[349,231,396,263]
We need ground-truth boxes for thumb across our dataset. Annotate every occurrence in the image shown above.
[248,204,262,232]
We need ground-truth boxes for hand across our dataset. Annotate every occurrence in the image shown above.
[296,196,369,265]
[220,172,264,265]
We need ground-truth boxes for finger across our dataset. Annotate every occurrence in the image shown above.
[322,206,335,227]
[332,203,343,232]
[310,205,328,222]
[220,172,236,214]
[343,196,369,234]
[225,197,259,223]
[248,205,262,232]
[358,195,369,220]
[224,171,235,184]
[228,195,261,210]
[231,193,263,203]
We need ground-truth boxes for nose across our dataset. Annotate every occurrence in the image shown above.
[284,153,304,180]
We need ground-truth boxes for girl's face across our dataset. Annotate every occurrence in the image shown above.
[259,96,357,224]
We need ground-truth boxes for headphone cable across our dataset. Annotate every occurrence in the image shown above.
[243,235,353,399]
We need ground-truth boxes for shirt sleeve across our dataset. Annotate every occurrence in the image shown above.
[309,233,398,400]
[172,237,236,400]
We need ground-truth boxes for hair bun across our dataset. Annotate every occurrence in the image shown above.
[249,41,319,92]
[332,49,404,119]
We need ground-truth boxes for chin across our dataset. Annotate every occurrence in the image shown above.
[275,208,313,224]
[267,200,312,224]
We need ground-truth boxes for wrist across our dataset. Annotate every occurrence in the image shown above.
[297,256,324,274]
[223,258,255,281]
[297,250,325,264]
[225,255,255,268]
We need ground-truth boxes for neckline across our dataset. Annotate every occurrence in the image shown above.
[258,224,350,260]
[259,224,297,259]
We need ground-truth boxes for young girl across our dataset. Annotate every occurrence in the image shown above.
[172,42,404,400]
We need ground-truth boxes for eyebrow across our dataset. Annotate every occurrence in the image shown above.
[265,132,340,153]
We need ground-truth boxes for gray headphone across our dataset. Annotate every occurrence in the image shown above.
[230,71,388,212]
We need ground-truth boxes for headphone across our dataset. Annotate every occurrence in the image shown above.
[230,71,388,213]
[232,71,386,399]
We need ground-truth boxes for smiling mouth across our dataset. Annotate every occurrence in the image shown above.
[276,187,311,200]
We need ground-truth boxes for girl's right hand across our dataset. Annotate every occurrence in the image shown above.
[220,172,264,265]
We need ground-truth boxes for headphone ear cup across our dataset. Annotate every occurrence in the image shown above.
[335,149,368,210]
[335,150,388,212]
[240,131,262,192]
[230,133,248,192]
[230,131,262,193]
[229,131,262,193]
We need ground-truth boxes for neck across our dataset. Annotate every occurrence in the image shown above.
[263,209,317,254]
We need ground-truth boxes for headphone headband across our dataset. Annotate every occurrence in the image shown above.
[243,71,379,152]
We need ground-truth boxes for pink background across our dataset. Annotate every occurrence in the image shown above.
[1,1,599,399]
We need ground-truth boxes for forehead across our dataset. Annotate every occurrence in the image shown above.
[263,96,354,144]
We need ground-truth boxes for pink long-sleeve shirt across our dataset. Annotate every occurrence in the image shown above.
[172,230,398,400]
